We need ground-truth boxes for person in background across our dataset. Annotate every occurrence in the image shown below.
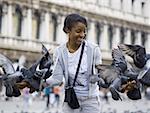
[22,87,31,112]
[44,86,51,109]
[53,85,61,107]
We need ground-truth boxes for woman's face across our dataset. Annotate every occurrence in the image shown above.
[68,22,87,46]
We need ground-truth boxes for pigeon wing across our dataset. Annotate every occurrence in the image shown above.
[118,44,146,68]
[96,64,119,84]
[112,48,127,73]
[0,54,15,75]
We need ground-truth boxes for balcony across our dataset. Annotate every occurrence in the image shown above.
[0,35,59,53]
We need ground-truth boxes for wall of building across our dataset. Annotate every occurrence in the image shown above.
[0,0,150,64]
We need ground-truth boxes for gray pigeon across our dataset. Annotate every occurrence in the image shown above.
[18,44,52,93]
[0,44,52,96]
[0,54,23,97]
[94,48,128,101]
[118,44,150,86]
[118,44,147,68]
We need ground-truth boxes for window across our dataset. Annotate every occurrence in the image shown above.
[120,0,123,10]
[32,10,40,39]
[95,22,101,45]
[131,0,135,12]
[131,0,135,5]
[51,14,57,42]
[141,2,145,15]
[13,6,22,36]
[131,30,136,44]
[141,32,147,46]
[0,5,2,33]
[120,27,125,44]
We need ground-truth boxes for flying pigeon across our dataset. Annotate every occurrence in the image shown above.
[91,47,142,101]
[0,43,53,96]
[92,48,128,101]
[118,44,150,86]
[16,44,52,93]
[0,54,23,97]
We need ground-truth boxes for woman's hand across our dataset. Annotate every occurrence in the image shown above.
[121,80,137,93]
[15,81,35,93]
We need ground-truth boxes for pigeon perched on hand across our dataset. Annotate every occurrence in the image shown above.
[91,47,141,101]
[16,44,52,93]
[94,48,128,101]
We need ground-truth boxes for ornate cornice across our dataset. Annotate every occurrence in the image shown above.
[40,1,150,33]
[1,0,150,33]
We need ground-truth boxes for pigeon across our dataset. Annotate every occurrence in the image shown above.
[0,68,4,92]
[16,44,52,93]
[0,54,23,97]
[93,48,128,101]
[118,44,150,86]
[38,43,52,79]
[91,47,141,101]
[118,44,147,68]
[0,44,53,96]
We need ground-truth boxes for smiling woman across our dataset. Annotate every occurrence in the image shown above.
[46,13,102,113]
[63,14,87,53]
[66,22,87,53]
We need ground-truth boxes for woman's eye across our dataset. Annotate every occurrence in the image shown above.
[76,30,81,33]
[76,30,87,34]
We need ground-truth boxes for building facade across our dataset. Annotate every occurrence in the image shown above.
[0,0,150,65]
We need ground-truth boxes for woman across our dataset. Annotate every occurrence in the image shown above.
[46,13,102,113]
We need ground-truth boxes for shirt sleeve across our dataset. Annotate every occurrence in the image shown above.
[46,48,64,87]
[94,46,102,66]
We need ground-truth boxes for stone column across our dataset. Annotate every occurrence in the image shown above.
[133,0,141,15]
[1,3,8,36]
[100,24,109,51]
[144,0,150,23]
[145,33,150,53]
[124,28,131,44]
[39,12,45,41]
[21,8,32,39]
[27,8,32,39]
[87,21,97,44]
[49,13,55,42]
[98,23,104,46]
[112,26,120,48]
[56,15,67,44]
[44,12,51,42]
[7,4,13,37]
[135,31,142,45]
[21,8,28,39]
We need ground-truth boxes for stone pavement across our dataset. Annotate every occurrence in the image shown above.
[0,94,150,113]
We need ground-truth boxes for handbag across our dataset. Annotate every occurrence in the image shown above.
[64,86,80,109]
[64,41,85,109]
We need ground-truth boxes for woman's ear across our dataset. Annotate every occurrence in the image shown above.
[64,27,70,33]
